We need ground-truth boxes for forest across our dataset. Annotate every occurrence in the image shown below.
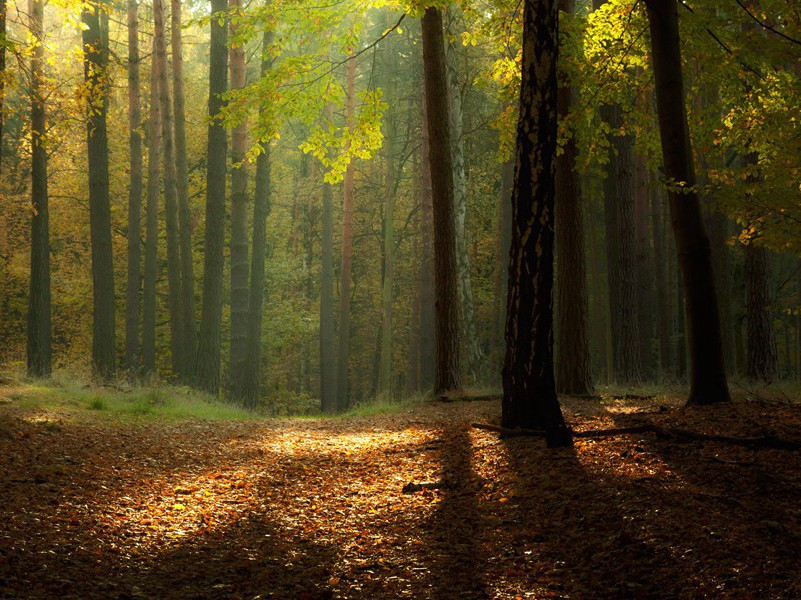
[1,0,801,598]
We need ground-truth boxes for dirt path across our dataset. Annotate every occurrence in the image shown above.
[1,396,801,599]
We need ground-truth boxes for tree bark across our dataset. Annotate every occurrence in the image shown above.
[421,7,461,394]
[27,0,51,378]
[491,160,514,379]
[142,41,161,375]
[644,0,730,404]
[172,0,196,370]
[228,0,250,396]
[745,244,779,382]
[502,0,571,447]
[650,179,671,376]
[336,54,356,410]
[125,0,143,373]
[418,90,435,391]
[194,0,228,394]
[554,0,592,396]
[634,156,654,378]
[241,29,274,406]
[82,1,116,380]
[320,98,336,412]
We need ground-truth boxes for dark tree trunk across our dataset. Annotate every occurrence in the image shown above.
[142,42,161,375]
[172,0,196,370]
[194,0,228,394]
[707,210,735,373]
[650,180,671,376]
[336,54,356,409]
[125,0,142,373]
[634,157,654,378]
[502,0,571,447]
[27,0,51,378]
[83,1,116,380]
[241,30,273,406]
[745,244,779,382]
[228,0,249,395]
[418,90,435,391]
[644,0,730,404]
[153,0,185,376]
[492,160,514,378]
[554,0,592,396]
[421,7,461,394]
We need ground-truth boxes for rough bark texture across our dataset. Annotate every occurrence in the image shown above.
[27,0,51,378]
[194,0,228,394]
[172,0,196,369]
[645,0,730,404]
[554,0,592,397]
[228,0,249,394]
[153,0,184,377]
[125,0,142,373]
[142,45,161,375]
[745,244,779,382]
[83,2,116,380]
[418,91,435,391]
[421,7,461,394]
[502,0,571,447]
[336,54,356,410]
[241,30,274,406]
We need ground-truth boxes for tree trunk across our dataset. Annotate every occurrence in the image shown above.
[644,0,729,404]
[125,0,142,373]
[142,42,161,375]
[650,179,671,376]
[27,0,51,378]
[336,54,356,410]
[378,82,395,397]
[707,210,735,373]
[153,0,185,376]
[194,0,228,394]
[0,0,6,170]
[407,145,421,393]
[241,29,274,406]
[502,0,571,447]
[418,91,435,391]
[554,0,592,396]
[446,9,482,379]
[228,0,250,396]
[172,0,196,370]
[491,160,514,379]
[83,1,116,380]
[320,162,336,410]
[634,156,654,378]
[745,244,779,382]
[421,7,461,395]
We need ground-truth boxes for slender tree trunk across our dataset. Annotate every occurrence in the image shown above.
[241,30,274,406]
[491,160,514,379]
[153,0,184,376]
[27,0,50,378]
[194,0,228,394]
[645,0,730,404]
[407,146,421,394]
[228,0,250,395]
[446,10,482,379]
[125,0,142,373]
[650,179,671,376]
[745,244,779,382]
[421,7,461,394]
[172,0,196,369]
[634,156,654,378]
[336,54,356,410]
[554,0,592,396]
[502,0,571,447]
[141,42,161,375]
[418,91,435,391]
[378,112,395,396]
[320,97,336,411]
[83,1,116,380]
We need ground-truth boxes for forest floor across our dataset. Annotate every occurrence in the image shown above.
[1,384,801,599]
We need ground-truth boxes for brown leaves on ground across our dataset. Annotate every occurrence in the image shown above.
[1,393,801,599]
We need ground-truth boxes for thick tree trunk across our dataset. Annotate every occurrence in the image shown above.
[241,30,274,406]
[82,2,116,380]
[645,0,729,404]
[141,44,161,375]
[125,0,142,373]
[421,7,461,394]
[502,0,571,447]
[27,0,51,378]
[554,0,592,396]
[418,92,435,391]
[336,54,356,410]
[194,0,228,394]
[228,0,250,395]
[745,244,779,382]
[154,0,185,376]
[172,0,196,369]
